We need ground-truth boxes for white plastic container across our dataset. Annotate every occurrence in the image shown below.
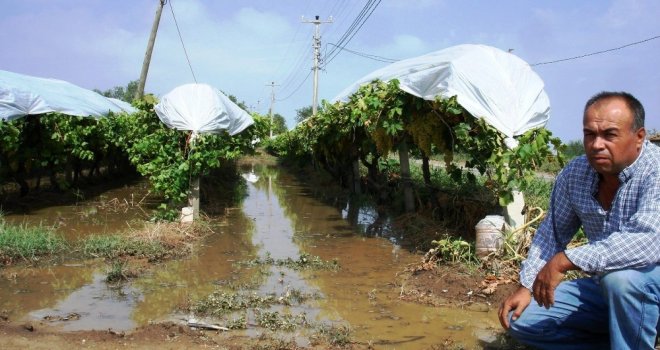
[475,215,505,258]
[180,206,194,223]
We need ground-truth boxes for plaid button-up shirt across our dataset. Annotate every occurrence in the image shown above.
[520,140,660,289]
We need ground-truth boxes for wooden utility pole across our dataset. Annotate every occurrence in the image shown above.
[135,0,166,100]
[303,15,332,117]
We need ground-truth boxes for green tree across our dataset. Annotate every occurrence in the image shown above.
[95,80,138,102]
[295,106,312,124]
[295,105,325,124]
[223,92,249,112]
[272,113,288,135]
[563,140,584,160]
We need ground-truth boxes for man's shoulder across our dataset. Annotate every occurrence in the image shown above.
[553,156,594,192]
[644,141,660,160]
[638,141,660,175]
[560,155,591,176]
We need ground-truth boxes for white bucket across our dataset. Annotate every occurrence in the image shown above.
[180,206,194,223]
[475,215,505,258]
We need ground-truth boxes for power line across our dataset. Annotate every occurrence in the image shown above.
[273,1,375,105]
[271,3,311,83]
[327,43,398,63]
[168,0,197,83]
[323,0,381,68]
[277,39,314,94]
[325,0,377,59]
[318,0,350,41]
[276,71,312,102]
[531,34,660,66]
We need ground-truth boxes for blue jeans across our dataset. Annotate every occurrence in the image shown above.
[508,264,660,350]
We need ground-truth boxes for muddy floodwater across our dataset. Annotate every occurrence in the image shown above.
[0,164,502,348]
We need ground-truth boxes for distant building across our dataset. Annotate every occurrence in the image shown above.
[650,133,660,147]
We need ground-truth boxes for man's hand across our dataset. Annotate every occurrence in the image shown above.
[532,251,576,308]
[498,286,532,329]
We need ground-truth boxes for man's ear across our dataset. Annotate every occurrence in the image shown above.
[636,127,646,149]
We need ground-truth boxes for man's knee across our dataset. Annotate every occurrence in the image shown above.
[600,266,659,298]
[507,308,557,341]
[601,269,638,295]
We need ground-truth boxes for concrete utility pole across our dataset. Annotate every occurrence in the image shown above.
[266,82,279,138]
[135,0,166,100]
[303,15,332,117]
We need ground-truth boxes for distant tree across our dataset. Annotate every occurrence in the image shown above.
[95,80,138,102]
[648,129,660,147]
[563,139,584,160]
[295,106,313,124]
[271,113,288,135]
[294,105,325,124]
[223,92,249,111]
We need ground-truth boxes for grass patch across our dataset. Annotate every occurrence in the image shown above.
[312,323,353,347]
[80,234,166,260]
[79,221,213,262]
[254,309,308,331]
[190,288,321,318]
[0,218,67,265]
[105,259,139,283]
[238,252,340,271]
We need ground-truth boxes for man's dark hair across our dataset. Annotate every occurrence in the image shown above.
[584,91,645,131]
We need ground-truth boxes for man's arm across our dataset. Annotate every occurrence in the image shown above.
[519,166,581,289]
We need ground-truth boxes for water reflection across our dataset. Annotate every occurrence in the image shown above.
[1,163,501,348]
[31,273,141,331]
[341,199,396,242]
[2,181,155,241]
[0,261,98,318]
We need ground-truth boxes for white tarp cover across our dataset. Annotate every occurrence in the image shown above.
[0,69,135,121]
[154,83,254,135]
[334,44,550,147]
[108,97,137,114]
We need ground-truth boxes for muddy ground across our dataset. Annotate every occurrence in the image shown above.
[0,156,522,349]
[0,259,519,350]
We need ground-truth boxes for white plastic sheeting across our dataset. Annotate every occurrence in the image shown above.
[0,69,135,121]
[154,83,254,135]
[108,98,137,113]
[333,44,550,148]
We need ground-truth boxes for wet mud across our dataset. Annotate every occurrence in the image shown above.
[0,162,507,349]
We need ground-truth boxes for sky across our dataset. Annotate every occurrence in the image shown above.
[1,0,658,142]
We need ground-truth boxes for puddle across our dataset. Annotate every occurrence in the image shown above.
[1,180,156,240]
[31,273,142,331]
[0,164,502,348]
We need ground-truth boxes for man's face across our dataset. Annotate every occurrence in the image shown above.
[583,97,645,176]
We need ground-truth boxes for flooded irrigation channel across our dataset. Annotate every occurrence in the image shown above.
[0,164,503,348]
